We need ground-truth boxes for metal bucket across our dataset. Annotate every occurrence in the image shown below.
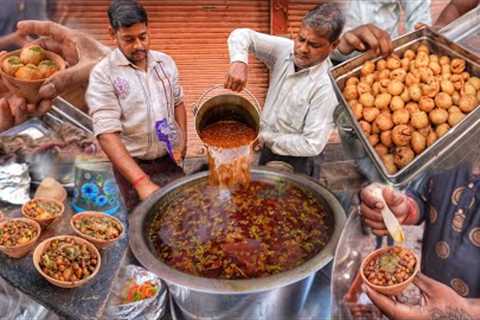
[129,167,346,320]
[193,85,261,147]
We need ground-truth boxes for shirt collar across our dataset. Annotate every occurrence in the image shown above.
[284,52,330,79]
[110,48,163,71]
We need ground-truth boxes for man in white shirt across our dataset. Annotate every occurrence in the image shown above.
[86,1,187,210]
[225,3,392,176]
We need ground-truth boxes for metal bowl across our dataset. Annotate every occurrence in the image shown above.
[129,167,346,319]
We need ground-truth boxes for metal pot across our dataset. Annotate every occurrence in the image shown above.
[193,85,261,146]
[129,167,346,320]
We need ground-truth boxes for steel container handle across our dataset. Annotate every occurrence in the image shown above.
[194,84,261,113]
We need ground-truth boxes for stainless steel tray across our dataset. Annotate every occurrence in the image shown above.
[441,5,480,50]
[329,27,480,188]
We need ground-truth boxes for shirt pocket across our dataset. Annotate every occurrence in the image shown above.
[277,95,310,132]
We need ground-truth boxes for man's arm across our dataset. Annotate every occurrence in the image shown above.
[262,84,337,157]
[86,63,158,200]
[174,101,187,160]
[97,133,158,200]
[434,0,479,28]
[225,28,291,91]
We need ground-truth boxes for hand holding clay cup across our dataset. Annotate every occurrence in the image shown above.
[0,44,66,103]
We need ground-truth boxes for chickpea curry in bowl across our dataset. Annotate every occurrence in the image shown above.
[22,197,64,228]
[0,218,41,258]
[71,211,124,249]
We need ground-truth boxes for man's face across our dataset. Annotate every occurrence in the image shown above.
[294,24,338,69]
[111,23,150,65]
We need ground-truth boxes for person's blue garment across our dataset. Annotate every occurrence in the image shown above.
[409,162,480,298]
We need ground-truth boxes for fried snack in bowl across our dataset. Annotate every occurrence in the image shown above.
[0,45,65,103]
[361,246,419,296]
[22,197,64,229]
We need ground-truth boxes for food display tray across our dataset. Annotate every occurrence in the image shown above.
[329,27,480,187]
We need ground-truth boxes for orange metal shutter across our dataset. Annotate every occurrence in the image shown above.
[287,0,318,38]
[54,0,270,157]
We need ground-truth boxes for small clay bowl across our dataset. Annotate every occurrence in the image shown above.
[21,197,65,229]
[0,48,66,103]
[70,211,124,249]
[33,235,101,288]
[0,218,41,258]
[360,246,420,296]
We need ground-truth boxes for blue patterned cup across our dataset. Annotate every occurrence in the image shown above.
[71,159,121,215]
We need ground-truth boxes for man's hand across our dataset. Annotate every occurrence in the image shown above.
[225,62,248,92]
[338,24,393,57]
[136,177,160,201]
[0,95,52,132]
[17,20,110,102]
[359,184,410,236]
[365,273,474,320]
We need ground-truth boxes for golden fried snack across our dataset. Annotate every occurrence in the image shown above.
[409,84,422,101]
[359,93,375,108]
[430,54,439,63]
[19,44,45,65]
[441,64,451,75]
[419,67,434,82]
[368,134,379,146]
[401,58,410,71]
[452,91,461,105]
[391,69,407,82]
[449,106,461,113]
[380,130,393,147]
[38,59,58,78]
[411,131,427,154]
[392,124,412,146]
[394,146,415,168]
[343,85,359,100]
[450,58,466,74]
[346,77,360,87]
[461,71,470,81]
[429,61,441,75]
[404,49,416,60]
[400,88,411,102]
[450,74,464,91]
[387,56,401,70]
[441,73,451,81]
[422,77,440,98]
[436,123,450,138]
[387,80,404,96]
[459,95,477,113]
[440,80,455,95]
[363,73,376,85]
[439,56,450,66]
[417,44,429,55]
[350,101,363,120]
[429,108,449,125]
[359,120,372,135]
[405,73,420,88]
[378,79,390,93]
[415,52,430,68]
[390,96,405,111]
[427,131,438,146]
[375,144,389,156]
[418,125,433,137]
[361,61,376,76]
[411,111,429,129]
[375,112,394,131]
[392,109,410,125]
[2,56,23,76]
[434,92,453,109]
[468,76,480,90]
[405,102,419,114]
[363,107,380,122]
[419,97,435,112]
[357,82,372,95]
[374,92,392,109]
[382,154,398,174]
[376,59,387,71]
[463,83,477,96]
[371,122,381,134]
[448,112,465,127]
[378,69,390,80]
[14,64,42,80]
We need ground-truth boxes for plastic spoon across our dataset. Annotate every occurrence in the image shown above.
[370,186,405,244]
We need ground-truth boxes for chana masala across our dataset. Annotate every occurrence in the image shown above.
[39,238,98,282]
[73,216,122,241]
[149,180,332,279]
[0,220,38,247]
[24,199,62,220]
[364,247,416,286]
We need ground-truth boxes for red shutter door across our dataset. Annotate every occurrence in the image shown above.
[54,0,270,156]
